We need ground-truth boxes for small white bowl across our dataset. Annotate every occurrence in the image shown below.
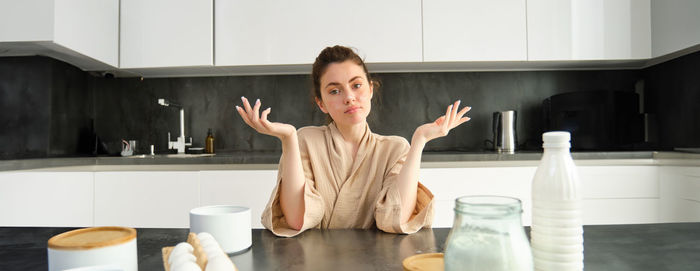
[190,205,251,254]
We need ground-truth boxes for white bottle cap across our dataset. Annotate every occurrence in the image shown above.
[542,131,571,148]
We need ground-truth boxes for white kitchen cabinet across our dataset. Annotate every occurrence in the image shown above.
[659,166,700,222]
[214,0,422,66]
[422,0,527,61]
[651,0,700,57]
[199,170,278,229]
[421,165,661,228]
[0,171,94,227]
[419,167,536,228]
[0,0,119,69]
[120,0,213,69]
[94,171,200,228]
[578,166,660,224]
[527,0,651,60]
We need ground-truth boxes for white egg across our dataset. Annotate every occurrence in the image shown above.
[171,260,202,271]
[203,243,226,258]
[170,242,194,259]
[169,251,196,266]
[197,232,216,245]
[204,255,235,271]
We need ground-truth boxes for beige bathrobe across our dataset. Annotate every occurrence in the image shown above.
[261,122,434,237]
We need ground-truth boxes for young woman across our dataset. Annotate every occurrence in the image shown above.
[236,45,471,237]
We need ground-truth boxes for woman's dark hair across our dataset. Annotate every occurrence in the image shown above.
[311,45,380,123]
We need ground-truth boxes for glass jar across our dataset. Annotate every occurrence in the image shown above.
[444,196,533,271]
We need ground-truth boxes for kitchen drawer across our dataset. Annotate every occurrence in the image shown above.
[94,171,200,228]
[0,172,94,227]
[579,166,659,199]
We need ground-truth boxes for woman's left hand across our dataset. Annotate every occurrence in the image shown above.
[413,100,471,144]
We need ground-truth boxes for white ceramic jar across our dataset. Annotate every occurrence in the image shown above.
[47,227,138,271]
[190,205,251,254]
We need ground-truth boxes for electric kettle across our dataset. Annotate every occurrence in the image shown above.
[492,110,517,153]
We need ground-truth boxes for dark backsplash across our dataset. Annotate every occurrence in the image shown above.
[2,51,699,159]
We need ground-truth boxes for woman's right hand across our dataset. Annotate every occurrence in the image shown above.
[236,96,296,140]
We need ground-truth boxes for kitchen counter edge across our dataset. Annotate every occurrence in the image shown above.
[1,151,699,172]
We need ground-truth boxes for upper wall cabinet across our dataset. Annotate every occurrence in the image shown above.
[527,0,651,61]
[0,0,119,69]
[214,0,422,66]
[120,0,213,69]
[422,0,527,62]
[651,0,700,58]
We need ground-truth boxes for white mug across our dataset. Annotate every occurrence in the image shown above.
[190,205,251,254]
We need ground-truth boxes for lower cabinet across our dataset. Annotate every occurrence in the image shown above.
[659,166,700,222]
[94,171,200,228]
[1,164,697,228]
[0,171,94,227]
[421,165,662,228]
[199,170,277,229]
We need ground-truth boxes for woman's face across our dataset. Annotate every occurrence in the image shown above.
[316,60,373,127]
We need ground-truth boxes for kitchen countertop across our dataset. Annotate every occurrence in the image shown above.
[1,151,700,172]
[1,223,699,271]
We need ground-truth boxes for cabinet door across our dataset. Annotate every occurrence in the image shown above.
[659,166,700,222]
[215,0,422,66]
[0,0,119,69]
[0,172,94,227]
[0,0,53,42]
[419,167,536,228]
[528,0,651,60]
[651,0,700,57]
[199,170,277,229]
[94,171,200,228]
[423,0,527,61]
[578,166,659,224]
[54,0,119,67]
[120,0,213,68]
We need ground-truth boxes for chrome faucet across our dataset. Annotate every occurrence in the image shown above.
[158,98,192,154]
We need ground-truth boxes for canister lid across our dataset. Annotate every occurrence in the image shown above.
[48,226,136,250]
[402,253,444,271]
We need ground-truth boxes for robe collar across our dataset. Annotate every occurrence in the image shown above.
[326,121,374,191]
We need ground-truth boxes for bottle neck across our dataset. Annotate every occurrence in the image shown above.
[543,146,570,153]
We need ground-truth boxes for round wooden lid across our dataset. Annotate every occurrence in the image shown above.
[402,253,444,271]
[48,227,137,250]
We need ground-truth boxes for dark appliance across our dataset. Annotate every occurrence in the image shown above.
[542,90,644,150]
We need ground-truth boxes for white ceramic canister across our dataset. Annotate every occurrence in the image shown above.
[190,205,251,254]
[47,227,137,271]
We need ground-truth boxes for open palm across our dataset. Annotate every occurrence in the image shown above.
[236,96,296,140]
[415,100,471,143]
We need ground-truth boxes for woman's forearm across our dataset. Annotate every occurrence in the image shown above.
[396,136,427,223]
[278,132,306,230]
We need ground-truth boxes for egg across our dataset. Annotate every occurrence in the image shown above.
[201,242,225,259]
[171,260,202,271]
[197,232,216,245]
[170,242,194,258]
[204,255,235,271]
[169,251,196,266]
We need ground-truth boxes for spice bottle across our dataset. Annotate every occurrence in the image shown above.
[205,128,215,154]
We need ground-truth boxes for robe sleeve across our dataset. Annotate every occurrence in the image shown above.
[261,134,325,237]
[374,139,434,234]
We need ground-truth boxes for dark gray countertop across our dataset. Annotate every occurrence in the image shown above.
[1,223,699,271]
[0,151,674,172]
